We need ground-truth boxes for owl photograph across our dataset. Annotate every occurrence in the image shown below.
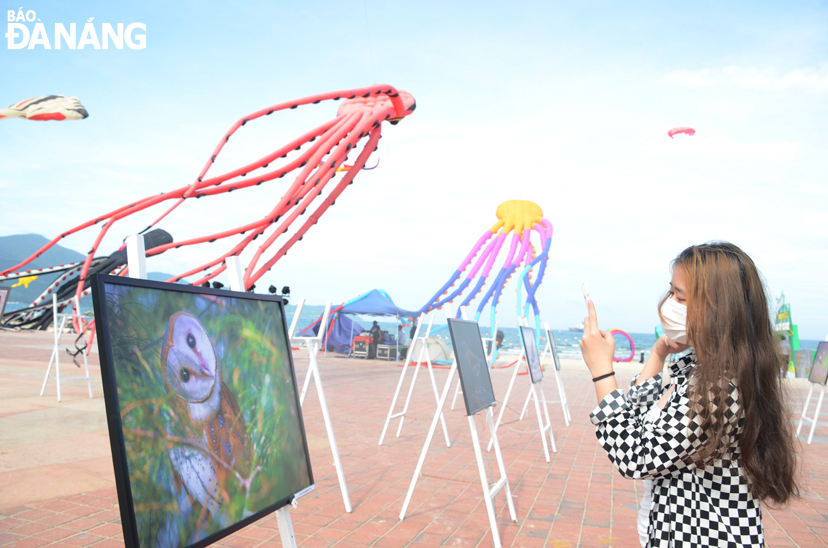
[94,278,313,548]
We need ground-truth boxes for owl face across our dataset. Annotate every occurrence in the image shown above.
[162,312,218,403]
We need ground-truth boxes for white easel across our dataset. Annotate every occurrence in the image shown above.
[399,312,518,548]
[284,296,352,513]
[486,318,556,461]
[449,307,471,410]
[797,380,826,445]
[518,322,571,426]
[378,311,451,446]
[40,293,94,402]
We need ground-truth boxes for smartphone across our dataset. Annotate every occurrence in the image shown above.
[582,282,590,311]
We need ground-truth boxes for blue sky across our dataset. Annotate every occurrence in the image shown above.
[2,1,827,337]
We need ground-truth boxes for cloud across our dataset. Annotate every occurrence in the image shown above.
[666,65,828,92]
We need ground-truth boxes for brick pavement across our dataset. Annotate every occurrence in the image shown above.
[1,330,826,547]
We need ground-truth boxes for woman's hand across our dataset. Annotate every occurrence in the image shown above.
[652,334,690,360]
[579,299,615,378]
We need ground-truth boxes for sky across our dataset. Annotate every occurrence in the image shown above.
[2,1,827,337]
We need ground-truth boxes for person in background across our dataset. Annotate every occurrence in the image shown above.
[369,320,382,358]
[410,319,418,340]
[580,242,798,547]
[397,324,407,346]
[779,335,791,377]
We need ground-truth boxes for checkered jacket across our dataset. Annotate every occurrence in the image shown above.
[589,353,763,547]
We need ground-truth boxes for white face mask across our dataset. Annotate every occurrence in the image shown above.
[660,298,688,344]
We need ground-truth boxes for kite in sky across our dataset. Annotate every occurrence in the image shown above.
[668,126,695,139]
[0,95,89,121]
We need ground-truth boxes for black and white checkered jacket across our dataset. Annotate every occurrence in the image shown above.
[589,352,763,547]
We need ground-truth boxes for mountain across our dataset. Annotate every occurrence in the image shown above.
[0,234,172,309]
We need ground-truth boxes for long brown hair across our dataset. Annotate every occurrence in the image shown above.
[662,242,798,505]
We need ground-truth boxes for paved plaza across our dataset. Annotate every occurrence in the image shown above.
[1,330,826,547]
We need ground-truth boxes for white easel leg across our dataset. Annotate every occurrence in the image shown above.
[299,361,314,406]
[379,353,414,445]
[425,358,452,447]
[530,384,550,462]
[307,348,352,512]
[41,334,58,397]
[468,413,502,548]
[488,357,522,452]
[451,377,462,410]
[797,384,814,436]
[400,362,457,520]
[486,408,518,523]
[519,388,531,420]
[538,381,557,453]
[275,506,297,548]
[83,335,93,399]
[395,349,425,437]
[553,368,571,425]
[808,386,825,445]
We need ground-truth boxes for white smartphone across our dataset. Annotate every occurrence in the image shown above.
[582,282,590,311]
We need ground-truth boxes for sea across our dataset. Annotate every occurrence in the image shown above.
[6,300,824,361]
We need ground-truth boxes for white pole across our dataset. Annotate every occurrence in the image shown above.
[126,234,147,280]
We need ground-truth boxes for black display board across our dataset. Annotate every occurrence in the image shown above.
[447,318,496,416]
[520,326,543,384]
[545,329,562,371]
[809,342,828,385]
[92,275,313,548]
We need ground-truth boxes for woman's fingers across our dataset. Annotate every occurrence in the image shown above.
[587,299,600,334]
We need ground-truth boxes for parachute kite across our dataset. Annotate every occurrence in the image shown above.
[419,199,552,351]
[0,85,416,333]
[668,127,695,139]
[0,95,89,121]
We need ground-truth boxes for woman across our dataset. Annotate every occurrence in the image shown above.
[580,242,798,547]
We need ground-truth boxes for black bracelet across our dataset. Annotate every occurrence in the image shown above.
[592,371,615,382]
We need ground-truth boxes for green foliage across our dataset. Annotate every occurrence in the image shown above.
[105,285,310,548]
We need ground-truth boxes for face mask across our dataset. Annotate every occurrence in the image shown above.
[660,298,688,344]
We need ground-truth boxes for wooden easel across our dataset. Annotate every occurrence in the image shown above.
[399,313,518,548]
[283,295,352,512]
[486,318,556,461]
[378,310,452,446]
[518,322,571,426]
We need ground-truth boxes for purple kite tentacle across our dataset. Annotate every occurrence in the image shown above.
[457,275,488,314]
[419,270,462,315]
[429,277,472,312]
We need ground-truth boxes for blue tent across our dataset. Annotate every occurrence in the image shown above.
[310,289,419,353]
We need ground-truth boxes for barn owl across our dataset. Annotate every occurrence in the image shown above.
[160,312,251,533]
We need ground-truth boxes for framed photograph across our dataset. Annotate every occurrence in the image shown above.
[0,286,9,317]
[545,329,562,371]
[91,275,314,548]
[794,350,815,379]
[809,342,828,386]
[520,326,543,384]
[447,318,496,416]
